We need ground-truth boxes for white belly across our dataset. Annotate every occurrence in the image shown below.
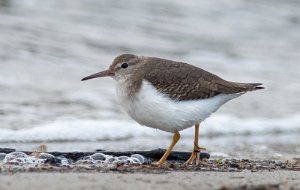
[117,80,240,133]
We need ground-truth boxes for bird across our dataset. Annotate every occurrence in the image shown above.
[82,54,263,165]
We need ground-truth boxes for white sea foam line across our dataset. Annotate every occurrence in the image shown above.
[0,114,299,142]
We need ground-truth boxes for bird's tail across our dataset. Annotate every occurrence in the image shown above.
[246,83,264,90]
[215,80,264,94]
[236,82,264,91]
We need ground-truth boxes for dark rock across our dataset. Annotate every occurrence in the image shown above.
[0,148,16,153]
[38,153,61,165]
[0,147,210,162]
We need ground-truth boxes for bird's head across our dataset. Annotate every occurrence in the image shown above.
[81,54,140,82]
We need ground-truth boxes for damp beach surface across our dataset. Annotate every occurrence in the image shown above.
[0,149,299,190]
[0,148,300,190]
[0,171,299,190]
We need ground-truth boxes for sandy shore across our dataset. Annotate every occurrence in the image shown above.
[0,171,299,190]
[1,149,300,189]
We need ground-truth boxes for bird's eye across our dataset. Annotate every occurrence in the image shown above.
[121,62,128,69]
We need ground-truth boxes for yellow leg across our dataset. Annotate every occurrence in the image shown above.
[185,123,205,164]
[154,131,181,165]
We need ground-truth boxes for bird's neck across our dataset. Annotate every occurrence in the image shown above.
[116,74,143,100]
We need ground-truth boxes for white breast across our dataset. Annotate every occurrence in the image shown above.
[117,80,240,133]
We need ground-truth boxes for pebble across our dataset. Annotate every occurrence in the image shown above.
[131,154,145,164]
[106,157,116,163]
[3,152,29,164]
[91,153,106,161]
[37,153,55,160]
[0,153,6,161]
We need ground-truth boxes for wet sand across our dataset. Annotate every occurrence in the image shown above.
[0,171,299,190]
[1,148,300,189]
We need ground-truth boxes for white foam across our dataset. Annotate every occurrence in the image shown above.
[0,152,145,167]
[2,152,45,166]
[75,153,145,166]
[0,114,299,143]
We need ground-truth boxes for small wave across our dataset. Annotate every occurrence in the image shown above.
[0,114,299,143]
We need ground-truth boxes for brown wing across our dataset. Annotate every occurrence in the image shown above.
[143,58,262,101]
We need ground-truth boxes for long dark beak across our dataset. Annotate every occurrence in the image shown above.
[81,70,113,81]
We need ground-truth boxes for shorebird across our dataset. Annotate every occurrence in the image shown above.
[82,54,263,164]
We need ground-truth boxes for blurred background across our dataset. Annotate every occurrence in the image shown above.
[0,0,299,160]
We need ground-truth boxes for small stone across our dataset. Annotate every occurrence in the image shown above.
[130,157,141,163]
[106,157,116,163]
[91,153,106,161]
[4,152,28,162]
[56,155,70,166]
[131,154,145,164]
[38,153,55,160]
[38,153,61,165]
[118,156,129,161]
[0,153,6,161]
[275,160,283,166]
[2,152,32,165]
[76,157,94,165]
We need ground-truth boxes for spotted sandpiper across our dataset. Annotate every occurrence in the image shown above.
[82,54,263,164]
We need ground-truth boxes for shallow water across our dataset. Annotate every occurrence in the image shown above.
[0,0,299,160]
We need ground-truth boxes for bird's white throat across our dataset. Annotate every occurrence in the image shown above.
[116,79,240,133]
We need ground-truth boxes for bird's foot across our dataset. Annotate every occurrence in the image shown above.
[185,146,206,165]
[152,161,168,166]
[198,146,206,151]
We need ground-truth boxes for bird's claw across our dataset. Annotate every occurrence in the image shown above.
[185,146,206,165]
